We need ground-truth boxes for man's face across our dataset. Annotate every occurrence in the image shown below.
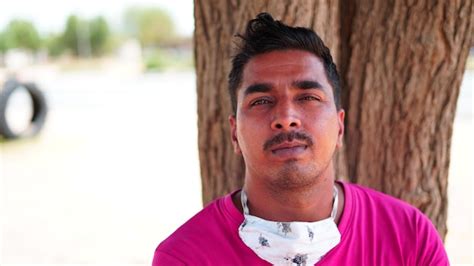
[229,49,345,189]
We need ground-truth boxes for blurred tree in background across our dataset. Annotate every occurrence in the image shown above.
[0,19,41,52]
[123,6,176,48]
[89,16,110,56]
[62,15,110,57]
[44,33,65,58]
[0,6,192,71]
[122,6,193,71]
[0,32,7,53]
[62,15,83,56]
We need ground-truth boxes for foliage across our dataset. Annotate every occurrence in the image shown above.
[123,6,176,48]
[61,15,110,57]
[0,19,41,52]
[44,33,64,58]
[89,16,110,56]
[145,49,167,71]
[144,48,194,71]
[0,31,6,53]
[62,15,83,56]
[0,8,184,62]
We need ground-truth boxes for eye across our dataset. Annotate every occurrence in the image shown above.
[299,95,321,101]
[250,98,272,106]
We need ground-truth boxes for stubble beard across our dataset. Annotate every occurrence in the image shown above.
[267,156,334,192]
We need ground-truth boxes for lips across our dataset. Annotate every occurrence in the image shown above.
[270,142,308,157]
[263,131,314,152]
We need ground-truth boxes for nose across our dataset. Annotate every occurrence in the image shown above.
[270,102,301,131]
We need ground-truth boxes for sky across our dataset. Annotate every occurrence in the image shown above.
[0,0,194,36]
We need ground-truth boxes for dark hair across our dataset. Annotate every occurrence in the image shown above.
[228,12,341,114]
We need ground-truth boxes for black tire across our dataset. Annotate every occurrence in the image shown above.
[0,79,48,139]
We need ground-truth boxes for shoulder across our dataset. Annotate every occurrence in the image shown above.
[156,196,229,251]
[153,192,244,265]
[343,182,435,231]
[340,182,449,265]
[343,182,422,218]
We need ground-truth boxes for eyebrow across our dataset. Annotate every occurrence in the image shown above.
[243,83,273,96]
[292,80,324,90]
[243,80,324,96]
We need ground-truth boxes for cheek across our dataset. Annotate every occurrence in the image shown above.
[238,125,261,148]
[236,119,267,155]
[307,113,340,143]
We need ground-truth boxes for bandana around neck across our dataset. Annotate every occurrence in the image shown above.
[238,186,341,266]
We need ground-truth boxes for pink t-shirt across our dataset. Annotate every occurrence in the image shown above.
[153,182,448,265]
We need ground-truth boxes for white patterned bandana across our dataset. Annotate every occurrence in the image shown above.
[238,186,341,266]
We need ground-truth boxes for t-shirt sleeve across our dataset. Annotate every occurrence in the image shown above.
[152,250,186,266]
[415,213,449,266]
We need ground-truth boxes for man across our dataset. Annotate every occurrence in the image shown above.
[153,13,448,265]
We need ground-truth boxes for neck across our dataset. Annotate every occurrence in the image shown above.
[241,163,338,222]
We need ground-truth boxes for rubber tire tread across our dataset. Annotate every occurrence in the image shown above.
[0,79,48,139]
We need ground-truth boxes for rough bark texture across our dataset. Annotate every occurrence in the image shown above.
[195,0,473,239]
[340,0,473,239]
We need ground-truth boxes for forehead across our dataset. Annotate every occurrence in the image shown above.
[240,49,330,92]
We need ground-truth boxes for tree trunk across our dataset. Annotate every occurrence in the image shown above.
[339,0,473,240]
[195,0,473,239]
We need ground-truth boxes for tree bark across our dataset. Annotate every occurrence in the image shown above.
[340,0,473,239]
[195,0,473,239]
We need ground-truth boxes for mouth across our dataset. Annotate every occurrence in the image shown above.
[271,143,308,157]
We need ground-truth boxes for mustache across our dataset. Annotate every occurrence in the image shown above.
[263,131,314,151]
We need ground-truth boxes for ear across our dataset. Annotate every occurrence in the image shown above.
[336,110,345,148]
[229,115,242,154]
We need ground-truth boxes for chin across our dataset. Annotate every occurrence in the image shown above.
[269,164,322,190]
